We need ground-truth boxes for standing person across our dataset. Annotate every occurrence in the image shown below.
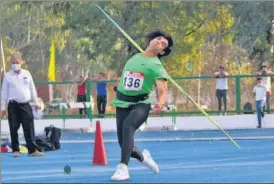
[253,77,269,128]
[76,75,88,117]
[111,30,173,181]
[256,64,273,113]
[213,64,229,115]
[1,55,43,157]
[93,72,107,118]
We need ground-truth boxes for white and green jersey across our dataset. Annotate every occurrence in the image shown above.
[112,53,168,108]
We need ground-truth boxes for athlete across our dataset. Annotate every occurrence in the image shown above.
[111,30,173,181]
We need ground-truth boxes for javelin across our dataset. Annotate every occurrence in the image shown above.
[93,4,241,149]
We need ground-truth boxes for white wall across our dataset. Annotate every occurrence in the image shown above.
[1,114,273,135]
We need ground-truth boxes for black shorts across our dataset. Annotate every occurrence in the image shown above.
[216,89,227,98]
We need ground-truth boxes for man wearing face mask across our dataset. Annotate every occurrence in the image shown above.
[1,55,43,157]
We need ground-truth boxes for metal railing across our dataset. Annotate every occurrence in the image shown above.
[32,74,273,119]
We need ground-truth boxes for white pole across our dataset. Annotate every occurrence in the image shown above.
[0,37,5,73]
[271,20,274,54]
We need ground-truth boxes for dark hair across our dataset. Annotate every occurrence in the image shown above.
[260,65,267,70]
[257,77,263,81]
[219,64,225,69]
[99,72,105,77]
[146,30,173,58]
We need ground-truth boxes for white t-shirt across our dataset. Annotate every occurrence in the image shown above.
[263,76,271,91]
[253,84,268,101]
[215,71,228,90]
[257,72,272,91]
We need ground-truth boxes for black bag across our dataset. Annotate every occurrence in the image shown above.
[35,135,55,152]
[44,125,61,150]
[243,102,253,114]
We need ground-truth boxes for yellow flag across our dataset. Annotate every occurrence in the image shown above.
[47,40,56,82]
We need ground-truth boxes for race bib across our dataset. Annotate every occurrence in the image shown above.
[123,71,144,91]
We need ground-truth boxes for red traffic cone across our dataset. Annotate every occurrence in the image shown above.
[1,146,8,153]
[92,121,108,165]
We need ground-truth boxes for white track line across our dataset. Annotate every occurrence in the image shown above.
[162,160,274,170]
[3,152,274,169]
[3,153,274,175]
[60,136,274,143]
[2,167,121,181]
[3,160,274,181]
[160,153,274,167]
[3,158,120,167]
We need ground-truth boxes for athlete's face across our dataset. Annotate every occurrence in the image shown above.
[148,36,169,54]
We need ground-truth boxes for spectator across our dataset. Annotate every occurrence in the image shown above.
[1,55,43,157]
[92,72,107,118]
[213,64,228,115]
[75,75,88,117]
[253,77,269,128]
[256,64,273,113]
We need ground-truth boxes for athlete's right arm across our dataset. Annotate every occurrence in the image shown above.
[150,60,168,113]
[155,79,168,109]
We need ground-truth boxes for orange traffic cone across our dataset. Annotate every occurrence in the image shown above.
[92,121,108,165]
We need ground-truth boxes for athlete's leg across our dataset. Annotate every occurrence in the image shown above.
[120,103,150,165]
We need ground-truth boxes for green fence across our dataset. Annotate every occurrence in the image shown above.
[34,74,273,119]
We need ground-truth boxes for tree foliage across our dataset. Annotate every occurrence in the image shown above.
[0,1,273,81]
